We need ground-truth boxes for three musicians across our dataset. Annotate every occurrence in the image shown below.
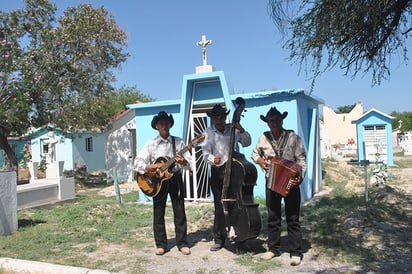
[134,105,307,266]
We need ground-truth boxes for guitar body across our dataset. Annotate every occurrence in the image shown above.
[137,156,174,197]
[135,134,205,197]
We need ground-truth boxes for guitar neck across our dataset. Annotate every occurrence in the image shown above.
[178,146,190,155]
[158,135,204,173]
[159,144,189,172]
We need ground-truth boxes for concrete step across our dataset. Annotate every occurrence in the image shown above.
[17,179,60,209]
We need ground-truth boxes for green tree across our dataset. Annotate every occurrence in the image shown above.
[0,0,129,171]
[336,104,356,114]
[268,0,411,91]
[105,85,154,119]
[391,111,412,132]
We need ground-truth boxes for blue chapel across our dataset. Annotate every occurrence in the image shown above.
[126,59,323,202]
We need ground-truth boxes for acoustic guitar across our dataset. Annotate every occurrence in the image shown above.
[136,134,205,197]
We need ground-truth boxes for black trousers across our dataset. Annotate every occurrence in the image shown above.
[265,185,302,257]
[152,173,188,250]
[209,165,227,245]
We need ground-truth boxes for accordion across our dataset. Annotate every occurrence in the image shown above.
[267,157,301,197]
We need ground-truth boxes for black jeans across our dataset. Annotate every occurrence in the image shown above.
[152,173,188,250]
[209,165,227,245]
[265,186,302,257]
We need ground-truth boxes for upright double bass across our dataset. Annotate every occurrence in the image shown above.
[221,97,261,242]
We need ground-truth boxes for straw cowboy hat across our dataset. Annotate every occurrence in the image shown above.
[151,111,174,129]
[260,107,288,122]
[206,104,230,117]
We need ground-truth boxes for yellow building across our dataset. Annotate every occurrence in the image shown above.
[322,102,363,158]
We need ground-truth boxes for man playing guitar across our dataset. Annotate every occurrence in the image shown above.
[133,111,192,256]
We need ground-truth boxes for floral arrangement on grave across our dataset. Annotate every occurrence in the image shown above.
[76,162,87,172]
[38,156,47,172]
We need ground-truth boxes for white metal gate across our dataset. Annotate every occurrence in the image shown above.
[363,125,388,163]
[183,113,211,201]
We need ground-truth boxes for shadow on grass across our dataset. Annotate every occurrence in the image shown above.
[18,218,46,228]
[301,186,412,273]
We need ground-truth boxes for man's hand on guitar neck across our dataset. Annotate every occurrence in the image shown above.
[175,154,188,166]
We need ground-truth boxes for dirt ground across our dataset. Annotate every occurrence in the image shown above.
[94,159,412,274]
[15,158,410,273]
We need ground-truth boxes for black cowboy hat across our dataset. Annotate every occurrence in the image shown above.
[206,104,230,117]
[260,107,288,122]
[151,111,174,129]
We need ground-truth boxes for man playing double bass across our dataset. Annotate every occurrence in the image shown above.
[201,104,252,253]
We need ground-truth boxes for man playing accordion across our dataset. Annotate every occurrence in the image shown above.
[251,106,307,266]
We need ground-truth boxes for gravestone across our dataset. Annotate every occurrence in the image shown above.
[43,131,59,164]
[42,131,75,202]
[0,171,17,236]
[43,131,64,179]
[28,161,39,183]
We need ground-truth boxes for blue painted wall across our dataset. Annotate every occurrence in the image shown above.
[128,100,182,153]
[72,132,106,172]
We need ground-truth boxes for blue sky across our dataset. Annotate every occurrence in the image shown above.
[3,0,411,114]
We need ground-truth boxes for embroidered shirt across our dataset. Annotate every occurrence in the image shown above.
[134,135,193,174]
[201,124,251,167]
[251,129,307,178]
